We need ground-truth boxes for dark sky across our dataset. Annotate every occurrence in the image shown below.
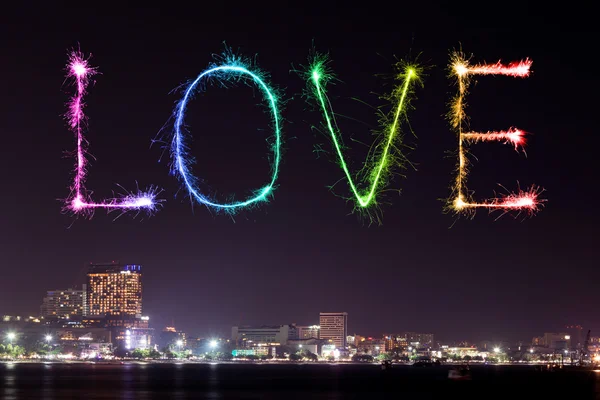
[0,5,597,343]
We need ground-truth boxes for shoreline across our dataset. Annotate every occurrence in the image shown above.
[0,360,589,367]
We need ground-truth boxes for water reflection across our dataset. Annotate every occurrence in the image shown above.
[0,362,597,399]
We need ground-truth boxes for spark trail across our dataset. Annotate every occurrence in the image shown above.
[449,52,543,218]
[308,55,420,214]
[171,53,282,213]
[64,51,159,218]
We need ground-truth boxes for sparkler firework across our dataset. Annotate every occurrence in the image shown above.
[171,53,282,213]
[307,54,421,217]
[449,52,543,218]
[64,51,159,218]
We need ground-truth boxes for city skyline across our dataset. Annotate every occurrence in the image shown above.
[0,5,597,343]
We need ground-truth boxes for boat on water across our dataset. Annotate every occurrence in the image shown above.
[448,365,471,380]
[381,360,393,370]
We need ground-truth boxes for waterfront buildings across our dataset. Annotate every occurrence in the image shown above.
[531,333,572,350]
[297,325,320,339]
[232,325,292,347]
[157,326,187,350]
[86,262,143,317]
[404,332,434,347]
[357,338,386,355]
[319,312,348,348]
[40,287,87,318]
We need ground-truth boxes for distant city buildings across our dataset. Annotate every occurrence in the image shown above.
[297,325,320,339]
[232,325,291,347]
[319,312,348,348]
[5,261,596,363]
[156,326,187,350]
[405,332,434,348]
[531,333,571,350]
[40,286,87,318]
[13,260,153,355]
[357,337,386,355]
[86,262,143,317]
[565,325,584,350]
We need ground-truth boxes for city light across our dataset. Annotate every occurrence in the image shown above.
[209,340,218,348]
[6,332,16,341]
[493,347,500,353]
[45,335,52,342]
[176,340,183,347]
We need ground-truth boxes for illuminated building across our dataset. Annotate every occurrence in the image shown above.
[40,286,87,318]
[86,262,142,317]
[532,336,544,346]
[542,333,571,350]
[319,312,348,348]
[104,315,149,329]
[565,325,584,350]
[115,328,154,350]
[157,326,186,349]
[298,325,320,339]
[232,348,269,357]
[232,325,291,347]
[384,334,409,350]
[357,338,386,355]
[396,332,434,348]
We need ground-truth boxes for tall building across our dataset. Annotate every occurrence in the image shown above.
[86,262,142,317]
[319,312,348,348]
[40,286,87,318]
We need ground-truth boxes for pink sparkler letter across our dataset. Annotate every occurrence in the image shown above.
[64,50,159,218]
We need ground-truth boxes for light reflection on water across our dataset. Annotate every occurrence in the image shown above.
[0,362,598,399]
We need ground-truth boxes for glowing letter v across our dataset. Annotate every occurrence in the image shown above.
[308,54,420,215]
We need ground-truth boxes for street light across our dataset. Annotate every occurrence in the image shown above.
[45,334,52,343]
[494,347,501,354]
[209,340,218,349]
[176,340,183,350]
[6,332,16,344]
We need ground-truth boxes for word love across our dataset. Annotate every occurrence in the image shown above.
[62,49,543,222]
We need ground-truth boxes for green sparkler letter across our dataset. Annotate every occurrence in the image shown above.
[308,55,421,212]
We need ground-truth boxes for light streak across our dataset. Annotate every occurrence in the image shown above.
[307,54,421,213]
[462,128,525,151]
[64,50,159,218]
[171,53,282,213]
[449,52,543,218]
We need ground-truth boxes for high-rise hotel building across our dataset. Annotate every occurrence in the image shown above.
[87,262,143,317]
[319,312,348,348]
[40,286,87,318]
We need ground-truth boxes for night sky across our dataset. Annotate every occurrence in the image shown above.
[0,5,596,343]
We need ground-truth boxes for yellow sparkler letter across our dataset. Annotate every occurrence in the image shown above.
[449,52,542,219]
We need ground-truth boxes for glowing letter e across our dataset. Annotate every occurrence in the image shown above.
[449,52,543,219]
